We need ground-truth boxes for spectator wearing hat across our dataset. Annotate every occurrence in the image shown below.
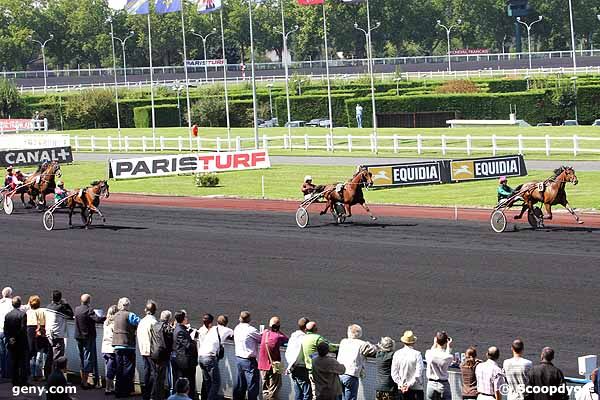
[424,332,453,400]
[233,311,261,400]
[525,347,568,400]
[460,347,482,400]
[284,317,311,400]
[475,347,505,400]
[312,341,346,400]
[392,330,424,400]
[337,324,377,400]
[258,316,289,400]
[112,297,140,398]
[503,339,532,400]
[375,337,397,400]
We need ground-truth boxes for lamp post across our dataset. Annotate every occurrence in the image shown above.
[436,19,461,72]
[29,33,54,93]
[111,30,135,84]
[190,28,217,82]
[568,0,577,70]
[266,83,274,120]
[571,76,578,121]
[247,0,259,148]
[173,80,184,127]
[516,16,542,70]
[107,17,122,148]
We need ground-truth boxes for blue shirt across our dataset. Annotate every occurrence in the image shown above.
[167,394,190,400]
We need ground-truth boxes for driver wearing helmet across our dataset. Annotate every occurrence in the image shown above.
[301,175,317,200]
[497,176,513,202]
[54,179,68,203]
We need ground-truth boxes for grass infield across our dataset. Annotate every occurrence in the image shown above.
[32,162,600,211]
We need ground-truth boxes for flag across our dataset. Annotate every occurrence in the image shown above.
[125,0,150,14]
[297,0,324,5]
[196,0,222,13]
[155,0,182,14]
[108,0,127,10]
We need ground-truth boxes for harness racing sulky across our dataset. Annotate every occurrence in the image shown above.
[1,161,62,215]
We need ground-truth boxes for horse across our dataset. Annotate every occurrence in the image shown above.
[319,166,377,220]
[25,161,62,209]
[509,166,582,224]
[66,180,110,229]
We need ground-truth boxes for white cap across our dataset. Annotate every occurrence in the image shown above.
[304,175,312,182]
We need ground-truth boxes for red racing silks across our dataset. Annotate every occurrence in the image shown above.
[297,0,324,5]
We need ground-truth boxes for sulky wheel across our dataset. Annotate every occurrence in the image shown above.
[43,211,55,231]
[490,209,507,233]
[3,196,14,215]
[295,207,309,228]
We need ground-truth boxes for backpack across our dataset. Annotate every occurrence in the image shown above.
[150,322,171,362]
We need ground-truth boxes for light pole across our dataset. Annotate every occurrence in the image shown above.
[111,30,135,84]
[190,28,217,82]
[571,76,578,121]
[437,19,461,72]
[568,0,577,70]
[30,33,54,93]
[354,15,381,147]
[266,83,274,120]
[107,17,122,148]
[516,16,542,70]
[248,0,259,148]
[172,80,183,127]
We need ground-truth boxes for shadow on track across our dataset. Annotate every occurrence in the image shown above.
[511,225,600,234]
[51,225,148,232]
[304,221,418,229]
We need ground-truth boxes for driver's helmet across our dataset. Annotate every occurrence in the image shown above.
[499,176,507,184]
[6,165,13,172]
[57,180,64,187]
[304,175,313,183]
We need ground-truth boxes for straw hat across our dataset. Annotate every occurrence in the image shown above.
[400,330,417,345]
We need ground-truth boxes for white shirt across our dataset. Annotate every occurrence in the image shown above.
[476,359,505,396]
[137,314,158,356]
[198,325,234,357]
[503,356,533,400]
[233,322,261,359]
[285,330,306,368]
[0,298,13,333]
[102,321,115,354]
[337,338,374,378]
[356,105,363,116]
[576,382,598,400]
[425,347,453,381]
[392,345,424,390]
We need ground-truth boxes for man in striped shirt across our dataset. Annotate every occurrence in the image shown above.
[503,339,533,400]
[475,347,506,400]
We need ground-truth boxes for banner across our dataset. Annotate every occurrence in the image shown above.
[125,0,149,14]
[297,0,324,5]
[449,155,527,182]
[366,161,442,187]
[155,0,182,14]
[0,119,34,132]
[185,59,225,67]
[0,146,73,167]
[109,150,271,180]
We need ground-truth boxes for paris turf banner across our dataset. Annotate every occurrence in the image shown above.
[0,146,73,167]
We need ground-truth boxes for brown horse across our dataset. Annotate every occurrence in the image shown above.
[319,167,377,220]
[510,166,582,224]
[25,161,62,209]
[66,180,110,229]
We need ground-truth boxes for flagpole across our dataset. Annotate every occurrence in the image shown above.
[109,18,122,150]
[220,9,232,150]
[248,0,260,149]
[147,13,157,150]
[180,5,193,151]
[366,0,377,152]
[322,2,334,139]
[280,0,292,149]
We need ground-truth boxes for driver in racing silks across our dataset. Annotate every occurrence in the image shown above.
[497,176,513,202]
[54,180,68,204]
[301,175,317,200]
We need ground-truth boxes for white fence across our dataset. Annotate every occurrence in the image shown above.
[70,133,599,156]
[0,118,48,134]
[0,134,70,150]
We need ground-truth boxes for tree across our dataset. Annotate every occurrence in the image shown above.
[0,78,20,117]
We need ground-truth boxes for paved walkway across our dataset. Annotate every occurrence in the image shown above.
[73,153,600,171]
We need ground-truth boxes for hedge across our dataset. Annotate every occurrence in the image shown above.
[487,79,528,93]
[133,105,181,128]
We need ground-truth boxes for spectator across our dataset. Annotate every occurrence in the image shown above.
[4,296,28,386]
[284,317,311,400]
[151,310,173,400]
[375,337,397,400]
[424,331,453,400]
[0,287,13,379]
[198,314,214,344]
[74,294,106,389]
[301,320,339,398]
[355,104,364,129]
[138,300,159,400]
[45,290,74,373]
[312,341,346,400]
[575,368,598,400]
[102,305,118,395]
[112,297,140,398]
[46,356,72,400]
[258,316,289,400]
[26,295,46,381]
[392,330,424,400]
[475,347,505,400]
[337,324,377,400]
[173,310,198,400]
[503,339,533,400]
[169,377,192,400]
[198,314,233,400]
[525,347,568,400]
[233,311,261,400]
[460,347,481,400]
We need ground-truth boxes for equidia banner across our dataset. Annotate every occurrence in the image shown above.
[449,155,526,182]
[0,146,73,167]
[367,161,442,187]
[109,149,271,180]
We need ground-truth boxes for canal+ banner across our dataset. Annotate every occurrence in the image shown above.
[449,155,527,182]
[0,146,73,167]
[109,149,271,180]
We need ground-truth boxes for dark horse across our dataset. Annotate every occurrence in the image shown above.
[25,161,62,209]
[509,166,582,224]
[319,166,377,220]
[66,180,110,229]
